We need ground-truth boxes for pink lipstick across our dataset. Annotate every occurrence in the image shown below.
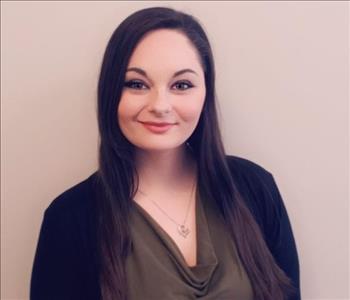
[140,121,175,134]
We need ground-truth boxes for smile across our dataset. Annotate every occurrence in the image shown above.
[139,121,176,134]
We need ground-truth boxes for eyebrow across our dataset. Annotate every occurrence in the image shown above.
[125,67,198,78]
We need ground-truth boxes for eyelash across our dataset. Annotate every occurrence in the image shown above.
[123,80,194,91]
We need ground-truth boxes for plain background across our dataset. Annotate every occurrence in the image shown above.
[1,1,349,299]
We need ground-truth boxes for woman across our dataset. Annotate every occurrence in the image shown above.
[30,6,300,300]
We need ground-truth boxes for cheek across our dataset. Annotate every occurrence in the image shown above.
[117,99,127,123]
[179,91,205,122]
[117,95,140,122]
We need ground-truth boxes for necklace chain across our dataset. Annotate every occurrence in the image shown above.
[138,178,196,238]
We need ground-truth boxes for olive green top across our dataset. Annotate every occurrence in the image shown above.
[126,191,254,299]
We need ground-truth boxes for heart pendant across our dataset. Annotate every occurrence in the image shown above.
[177,224,190,238]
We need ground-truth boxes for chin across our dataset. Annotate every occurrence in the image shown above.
[133,141,185,153]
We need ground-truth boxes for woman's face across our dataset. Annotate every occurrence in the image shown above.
[117,29,206,152]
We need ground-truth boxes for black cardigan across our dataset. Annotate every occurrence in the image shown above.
[30,155,301,299]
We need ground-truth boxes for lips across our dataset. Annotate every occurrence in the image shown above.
[139,121,176,133]
[141,121,175,126]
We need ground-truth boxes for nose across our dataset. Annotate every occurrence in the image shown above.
[147,89,172,115]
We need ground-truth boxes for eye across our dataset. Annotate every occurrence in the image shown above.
[172,81,194,91]
[124,80,148,90]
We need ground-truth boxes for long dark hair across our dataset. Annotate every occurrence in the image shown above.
[96,6,295,300]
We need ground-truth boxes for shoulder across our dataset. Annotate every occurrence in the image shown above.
[44,172,99,220]
[225,154,275,192]
[225,154,278,202]
[225,155,283,237]
[225,154,272,177]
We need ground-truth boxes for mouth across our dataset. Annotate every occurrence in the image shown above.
[140,121,176,126]
[139,121,176,134]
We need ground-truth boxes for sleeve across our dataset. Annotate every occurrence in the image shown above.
[30,207,80,300]
[263,173,301,300]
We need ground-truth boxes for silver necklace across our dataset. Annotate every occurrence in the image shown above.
[139,179,196,238]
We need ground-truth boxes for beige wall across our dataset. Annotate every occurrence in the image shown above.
[1,1,348,299]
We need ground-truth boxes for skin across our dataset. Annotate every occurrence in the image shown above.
[118,28,206,191]
[117,29,206,266]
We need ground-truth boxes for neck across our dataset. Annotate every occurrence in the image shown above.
[135,145,196,190]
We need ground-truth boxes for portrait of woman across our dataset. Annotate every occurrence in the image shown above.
[29,6,300,300]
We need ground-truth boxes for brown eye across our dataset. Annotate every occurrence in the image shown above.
[124,80,148,90]
[173,81,194,91]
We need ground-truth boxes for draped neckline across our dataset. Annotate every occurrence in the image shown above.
[132,189,218,289]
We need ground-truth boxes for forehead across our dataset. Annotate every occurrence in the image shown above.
[127,29,203,73]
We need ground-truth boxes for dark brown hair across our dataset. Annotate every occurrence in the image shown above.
[96,6,296,300]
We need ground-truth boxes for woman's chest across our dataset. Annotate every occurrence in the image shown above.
[127,195,254,300]
[133,194,198,267]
